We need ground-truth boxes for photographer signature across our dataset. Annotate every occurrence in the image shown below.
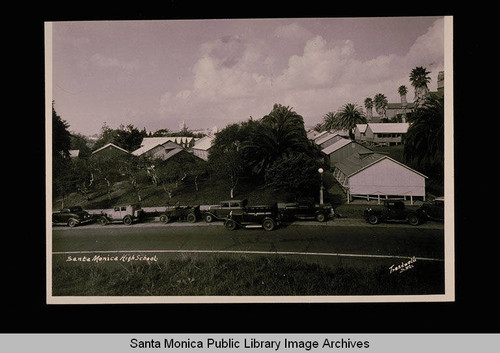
[389,256,416,274]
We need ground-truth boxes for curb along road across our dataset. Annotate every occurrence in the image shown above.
[52,217,444,231]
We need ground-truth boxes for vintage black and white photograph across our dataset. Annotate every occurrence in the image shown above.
[46,16,453,304]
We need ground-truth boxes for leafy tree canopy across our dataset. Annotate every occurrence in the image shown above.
[52,102,71,159]
[264,152,321,200]
[404,94,444,180]
[93,123,147,152]
[242,104,312,176]
[324,103,367,139]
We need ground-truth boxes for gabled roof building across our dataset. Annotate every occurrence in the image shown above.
[91,143,130,158]
[358,123,410,146]
[132,137,205,163]
[192,135,214,161]
[322,138,372,167]
[333,152,427,204]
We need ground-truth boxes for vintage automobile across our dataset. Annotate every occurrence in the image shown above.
[203,199,248,222]
[278,200,335,222]
[97,204,144,225]
[363,200,422,226]
[417,197,444,222]
[159,205,201,223]
[223,204,281,231]
[52,206,94,227]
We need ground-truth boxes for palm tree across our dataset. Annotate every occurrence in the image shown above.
[364,98,374,120]
[332,103,367,140]
[242,104,310,175]
[403,94,444,179]
[321,111,337,131]
[373,93,388,118]
[398,85,409,122]
[398,85,408,105]
[409,66,431,107]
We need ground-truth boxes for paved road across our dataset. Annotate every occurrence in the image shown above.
[52,220,445,263]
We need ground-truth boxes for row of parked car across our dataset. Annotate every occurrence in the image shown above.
[52,197,444,231]
[52,199,336,231]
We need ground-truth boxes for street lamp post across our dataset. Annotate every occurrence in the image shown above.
[318,168,324,205]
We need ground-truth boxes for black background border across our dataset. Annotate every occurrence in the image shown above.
[5,2,493,334]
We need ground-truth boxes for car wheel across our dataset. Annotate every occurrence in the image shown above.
[187,213,197,223]
[204,214,214,223]
[315,212,326,222]
[159,214,169,223]
[98,216,109,226]
[262,218,276,231]
[123,215,133,225]
[224,219,237,231]
[407,214,420,226]
[67,218,77,228]
[368,215,379,225]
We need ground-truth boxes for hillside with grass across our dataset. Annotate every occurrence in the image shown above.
[52,170,348,211]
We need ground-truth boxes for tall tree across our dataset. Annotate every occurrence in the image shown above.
[398,85,408,105]
[91,154,125,201]
[114,124,146,152]
[329,103,367,140]
[364,98,374,120]
[264,152,321,201]
[321,112,338,132]
[207,121,255,198]
[52,102,71,159]
[373,93,388,118]
[93,123,146,152]
[208,149,244,199]
[242,104,310,175]
[119,155,145,202]
[70,133,92,159]
[398,85,409,122]
[52,102,73,207]
[403,94,444,180]
[409,66,432,107]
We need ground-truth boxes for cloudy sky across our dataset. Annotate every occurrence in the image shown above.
[49,16,446,136]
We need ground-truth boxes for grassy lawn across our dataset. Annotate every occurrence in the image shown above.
[52,254,444,296]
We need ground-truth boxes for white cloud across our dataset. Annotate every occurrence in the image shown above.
[158,18,445,129]
[275,37,357,89]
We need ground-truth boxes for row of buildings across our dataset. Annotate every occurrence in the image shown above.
[88,135,214,163]
[309,122,411,148]
[303,70,445,203]
[88,128,426,205]
[308,128,426,204]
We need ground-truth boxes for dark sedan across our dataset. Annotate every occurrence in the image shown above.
[417,197,444,222]
[52,206,94,227]
[364,200,422,226]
